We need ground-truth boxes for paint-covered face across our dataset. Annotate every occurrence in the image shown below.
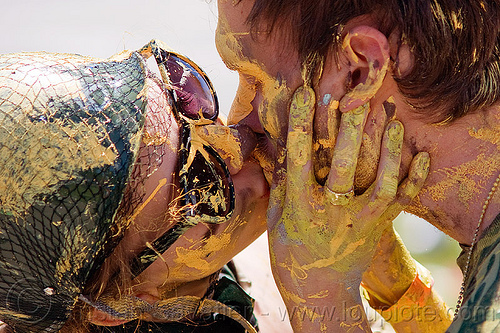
[215,0,398,191]
[215,0,306,182]
[133,87,269,291]
[215,0,359,187]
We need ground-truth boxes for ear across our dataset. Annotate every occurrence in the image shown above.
[339,26,390,112]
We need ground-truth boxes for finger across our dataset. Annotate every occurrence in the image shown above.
[373,151,430,226]
[286,85,316,186]
[313,94,340,184]
[369,120,404,212]
[396,151,430,206]
[354,100,389,190]
[267,181,286,231]
[326,102,369,193]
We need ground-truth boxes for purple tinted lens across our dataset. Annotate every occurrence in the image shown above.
[166,55,217,120]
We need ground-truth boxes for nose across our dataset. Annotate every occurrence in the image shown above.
[227,74,259,125]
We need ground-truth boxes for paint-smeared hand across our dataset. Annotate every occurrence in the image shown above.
[267,85,429,331]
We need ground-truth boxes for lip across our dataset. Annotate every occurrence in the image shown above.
[229,123,258,162]
[238,107,265,135]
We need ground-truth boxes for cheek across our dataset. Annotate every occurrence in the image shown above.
[313,100,340,184]
[257,83,291,141]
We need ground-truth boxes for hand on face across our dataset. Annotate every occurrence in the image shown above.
[267,85,430,296]
[130,119,269,289]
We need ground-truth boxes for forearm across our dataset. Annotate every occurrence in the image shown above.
[269,238,371,332]
[362,227,417,307]
[362,227,452,332]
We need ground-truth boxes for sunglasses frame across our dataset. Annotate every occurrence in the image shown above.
[128,40,235,278]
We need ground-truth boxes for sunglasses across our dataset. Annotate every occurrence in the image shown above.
[129,40,236,278]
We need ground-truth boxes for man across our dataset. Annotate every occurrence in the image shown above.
[215,0,500,331]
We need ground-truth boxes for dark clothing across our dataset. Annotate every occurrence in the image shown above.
[449,213,500,332]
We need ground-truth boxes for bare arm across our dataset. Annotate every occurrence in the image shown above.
[362,227,453,332]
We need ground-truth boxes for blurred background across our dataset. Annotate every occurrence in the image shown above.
[0,0,462,331]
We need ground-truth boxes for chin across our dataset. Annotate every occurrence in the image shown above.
[231,159,270,234]
[232,159,270,199]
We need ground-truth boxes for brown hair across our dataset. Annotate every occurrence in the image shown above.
[242,0,500,122]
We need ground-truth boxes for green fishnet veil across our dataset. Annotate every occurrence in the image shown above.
[0,50,148,332]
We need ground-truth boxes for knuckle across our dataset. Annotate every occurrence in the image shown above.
[332,158,355,176]
[375,183,398,202]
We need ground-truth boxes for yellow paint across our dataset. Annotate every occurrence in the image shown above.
[426,153,497,203]
[0,52,148,217]
[0,119,119,215]
[302,237,366,272]
[278,253,308,284]
[339,305,367,332]
[328,103,369,187]
[142,131,169,146]
[128,178,167,222]
[195,125,243,171]
[227,74,258,125]
[215,9,289,140]
[387,121,404,155]
[308,290,329,299]
[170,216,241,278]
[469,120,500,146]
[182,122,212,172]
[251,147,274,184]
[330,99,340,110]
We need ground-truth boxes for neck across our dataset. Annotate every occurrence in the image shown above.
[400,102,500,245]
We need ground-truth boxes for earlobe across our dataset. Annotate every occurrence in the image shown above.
[339,26,390,112]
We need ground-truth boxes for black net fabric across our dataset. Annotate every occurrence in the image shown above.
[0,51,149,332]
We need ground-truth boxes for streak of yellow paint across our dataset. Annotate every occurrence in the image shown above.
[128,178,167,222]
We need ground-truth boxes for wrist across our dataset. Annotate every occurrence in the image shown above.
[362,260,428,310]
[361,229,418,307]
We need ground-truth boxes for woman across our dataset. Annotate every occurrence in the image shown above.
[0,40,269,332]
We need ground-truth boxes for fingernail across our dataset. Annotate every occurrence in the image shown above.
[382,100,396,120]
[344,103,369,126]
[416,152,430,177]
[387,120,404,141]
[352,102,369,115]
[293,85,315,109]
